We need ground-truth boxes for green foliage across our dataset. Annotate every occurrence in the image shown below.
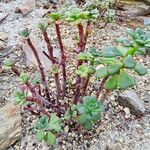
[77,96,104,130]
[118,69,136,89]
[107,63,122,75]
[13,90,27,105]
[19,73,30,84]
[18,28,30,37]
[76,65,95,77]
[104,9,115,22]
[123,55,136,69]
[44,131,56,145]
[102,46,122,58]
[3,59,14,68]
[105,74,118,90]
[34,115,50,131]
[134,64,148,76]
[117,28,150,55]
[95,67,107,79]
[52,66,59,74]
[32,77,40,84]
[48,114,62,132]
[100,0,115,9]
[48,12,64,22]
[77,52,94,61]
[34,114,61,145]
[64,104,77,120]
[38,22,48,30]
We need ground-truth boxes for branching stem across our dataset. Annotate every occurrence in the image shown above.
[96,76,108,98]
[42,30,62,100]
[26,38,50,101]
[55,22,67,98]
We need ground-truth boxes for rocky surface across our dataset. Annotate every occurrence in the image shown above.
[0,103,21,150]
[0,0,150,150]
[116,90,146,115]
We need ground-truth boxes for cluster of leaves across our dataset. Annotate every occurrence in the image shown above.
[116,28,150,55]
[104,9,115,22]
[13,90,27,105]
[77,96,103,130]
[34,114,62,145]
[77,28,149,91]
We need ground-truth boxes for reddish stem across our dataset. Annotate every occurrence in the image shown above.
[82,75,90,96]
[73,23,85,104]
[24,105,50,116]
[73,22,91,103]
[42,30,62,100]
[26,38,50,101]
[55,22,67,98]
[11,66,64,116]
[101,89,111,101]
[96,76,109,98]
[84,21,91,49]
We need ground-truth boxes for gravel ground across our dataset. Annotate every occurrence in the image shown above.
[0,0,150,150]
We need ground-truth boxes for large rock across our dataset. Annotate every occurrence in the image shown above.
[0,103,21,150]
[116,90,146,115]
[117,1,150,17]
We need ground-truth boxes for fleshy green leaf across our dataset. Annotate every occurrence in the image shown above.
[102,47,122,58]
[105,74,118,90]
[78,115,88,125]
[36,131,45,142]
[107,64,122,75]
[95,67,107,79]
[64,111,71,120]
[77,52,94,61]
[48,13,62,21]
[76,65,95,77]
[38,22,48,30]
[18,28,30,37]
[13,90,27,105]
[91,114,101,122]
[118,69,136,89]
[101,57,122,65]
[34,115,49,130]
[77,103,85,114]
[84,121,93,130]
[19,73,30,84]
[49,114,61,132]
[134,64,148,76]
[3,59,14,68]
[44,132,56,145]
[123,55,136,69]
[115,38,131,47]
[127,47,137,55]
[117,47,128,57]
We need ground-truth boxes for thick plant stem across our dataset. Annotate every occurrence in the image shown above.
[26,38,50,101]
[11,66,63,116]
[82,75,90,96]
[55,22,67,98]
[73,23,85,104]
[96,76,109,98]
[101,89,111,102]
[42,30,62,100]
[73,22,92,103]
[82,59,94,96]
[84,21,91,49]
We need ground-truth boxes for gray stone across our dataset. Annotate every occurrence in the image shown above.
[0,103,21,150]
[116,90,146,115]
[106,142,123,150]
